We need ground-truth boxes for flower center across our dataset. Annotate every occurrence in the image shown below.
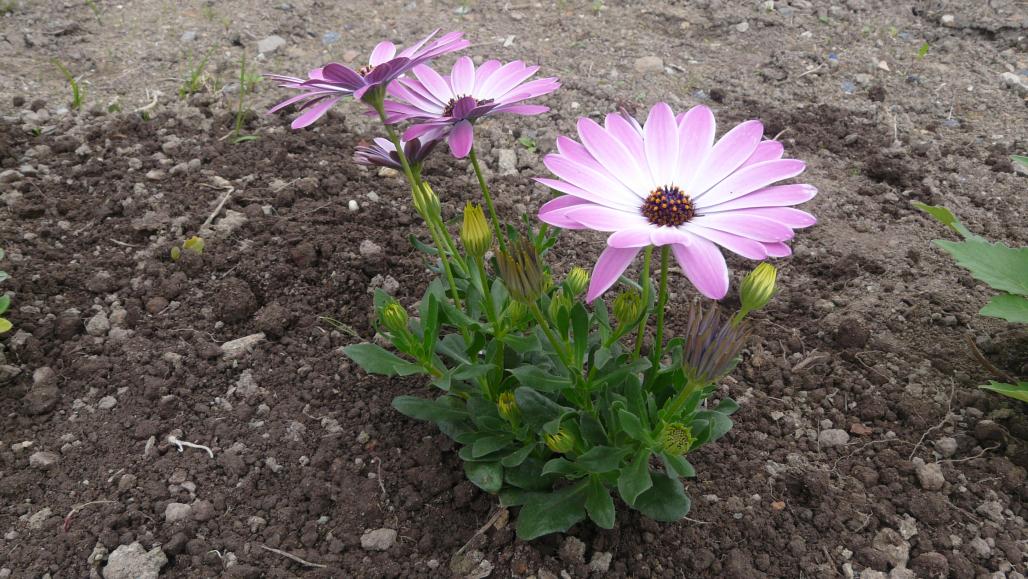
[443,95,475,117]
[642,185,695,227]
[358,64,375,77]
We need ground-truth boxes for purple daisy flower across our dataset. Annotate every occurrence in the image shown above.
[267,29,469,129]
[537,102,816,302]
[384,57,560,158]
[353,136,440,171]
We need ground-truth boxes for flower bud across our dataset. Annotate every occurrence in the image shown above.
[461,203,492,259]
[503,300,528,326]
[497,391,521,425]
[413,181,441,220]
[612,289,642,326]
[544,427,576,454]
[547,288,573,322]
[682,302,750,385]
[380,301,409,336]
[565,267,589,296]
[496,238,546,304]
[661,423,695,455]
[739,262,777,315]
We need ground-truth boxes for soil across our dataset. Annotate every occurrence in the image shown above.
[2,0,1027,577]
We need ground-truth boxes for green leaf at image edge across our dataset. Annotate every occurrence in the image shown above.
[934,239,1028,296]
[980,381,1028,403]
[515,481,589,540]
[0,318,11,334]
[464,461,503,493]
[980,293,1028,324]
[634,471,692,522]
[342,343,426,376]
[617,449,652,506]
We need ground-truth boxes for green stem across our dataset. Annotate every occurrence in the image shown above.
[528,302,571,370]
[468,147,506,253]
[476,255,497,324]
[374,104,466,316]
[662,379,705,420]
[632,246,654,358]
[651,246,671,371]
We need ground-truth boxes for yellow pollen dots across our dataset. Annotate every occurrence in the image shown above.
[358,64,375,77]
[641,185,695,227]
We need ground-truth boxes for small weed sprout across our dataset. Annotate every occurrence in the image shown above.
[85,0,103,24]
[230,52,258,143]
[179,49,213,100]
[170,236,205,261]
[53,59,84,110]
[0,248,11,334]
[1,0,17,15]
[517,136,537,153]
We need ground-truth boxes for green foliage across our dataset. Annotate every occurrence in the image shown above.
[85,0,103,24]
[179,49,213,100]
[917,41,930,59]
[230,52,259,144]
[53,59,84,110]
[1,0,17,15]
[0,247,10,334]
[517,136,537,153]
[345,230,748,538]
[170,235,204,261]
[1013,155,1028,170]
[980,381,1028,403]
[915,202,1027,402]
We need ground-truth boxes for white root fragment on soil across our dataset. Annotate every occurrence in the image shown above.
[167,435,214,458]
[259,545,326,568]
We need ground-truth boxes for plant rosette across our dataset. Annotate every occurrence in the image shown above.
[269,34,816,539]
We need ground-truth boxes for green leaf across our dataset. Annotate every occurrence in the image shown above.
[713,397,740,416]
[912,202,976,239]
[453,363,497,381]
[515,481,589,540]
[514,387,573,431]
[509,365,572,393]
[505,457,555,491]
[0,318,10,334]
[392,395,469,423]
[501,444,536,468]
[634,471,692,522]
[0,294,9,315]
[585,477,615,529]
[661,453,696,478]
[570,303,589,366]
[464,461,504,493]
[693,411,734,445]
[934,238,1028,296]
[980,293,1028,323]
[617,449,652,506]
[1012,155,1028,170]
[916,41,930,59]
[979,381,1028,403]
[472,434,513,458]
[575,446,630,473]
[343,343,425,376]
[500,333,541,354]
[617,408,650,443]
[578,413,608,447]
[541,457,580,477]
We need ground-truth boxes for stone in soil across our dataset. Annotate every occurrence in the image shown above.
[29,451,59,469]
[818,428,849,447]
[221,333,266,359]
[164,502,192,522]
[103,543,167,579]
[912,458,944,491]
[257,35,287,55]
[23,366,59,415]
[360,528,397,551]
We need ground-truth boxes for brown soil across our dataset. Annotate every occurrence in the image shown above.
[1,0,1027,577]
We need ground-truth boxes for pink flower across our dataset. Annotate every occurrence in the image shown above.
[537,103,816,301]
[267,30,469,129]
[384,57,560,158]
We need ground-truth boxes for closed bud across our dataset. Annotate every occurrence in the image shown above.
[739,262,777,316]
[504,300,528,325]
[612,289,642,326]
[497,391,521,425]
[413,181,441,219]
[547,288,573,322]
[544,427,576,454]
[461,203,492,258]
[380,301,409,336]
[565,267,589,296]
[661,423,695,455]
[496,238,546,304]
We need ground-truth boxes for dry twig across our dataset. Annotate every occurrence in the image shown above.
[259,545,326,568]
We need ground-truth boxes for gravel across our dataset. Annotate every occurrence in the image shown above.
[28,451,59,470]
[103,543,167,579]
[818,429,850,447]
[360,528,397,551]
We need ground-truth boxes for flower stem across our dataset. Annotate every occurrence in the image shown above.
[632,246,654,358]
[468,146,506,253]
[661,379,705,420]
[476,255,497,324]
[373,104,465,313]
[528,301,571,370]
[651,246,671,371]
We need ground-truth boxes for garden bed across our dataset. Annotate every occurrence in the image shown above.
[1,0,1026,577]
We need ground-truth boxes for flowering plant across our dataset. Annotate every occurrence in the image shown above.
[270,32,815,539]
